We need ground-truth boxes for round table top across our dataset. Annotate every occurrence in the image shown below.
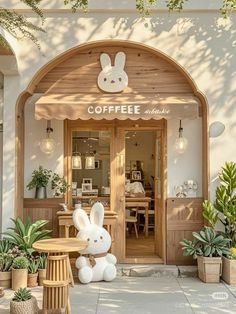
[32,238,87,253]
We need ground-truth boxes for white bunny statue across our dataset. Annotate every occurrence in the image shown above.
[97,51,128,93]
[73,202,117,284]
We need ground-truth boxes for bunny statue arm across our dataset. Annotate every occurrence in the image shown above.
[75,256,87,269]
[106,253,117,265]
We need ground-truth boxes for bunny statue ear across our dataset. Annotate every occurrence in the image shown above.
[73,208,90,231]
[114,51,126,70]
[90,202,104,227]
[100,53,111,70]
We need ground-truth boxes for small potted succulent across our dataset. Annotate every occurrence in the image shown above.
[51,173,70,197]
[27,258,39,288]
[222,247,236,285]
[38,253,48,286]
[10,287,39,314]
[12,256,29,290]
[27,166,52,199]
[180,226,230,283]
[0,253,14,288]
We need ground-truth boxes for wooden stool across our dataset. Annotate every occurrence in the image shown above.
[43,280,70,314]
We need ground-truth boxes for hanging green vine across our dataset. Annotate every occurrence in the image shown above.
[221,0,236,18]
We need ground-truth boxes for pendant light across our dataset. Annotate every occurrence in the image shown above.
[85,152,95,169]
[174,120,188,154]
[72,140,82,169]
[40,120,55,155]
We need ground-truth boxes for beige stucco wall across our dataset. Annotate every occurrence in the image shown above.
[1,0,236,229]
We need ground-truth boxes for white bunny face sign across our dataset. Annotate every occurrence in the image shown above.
[97,51,128,93]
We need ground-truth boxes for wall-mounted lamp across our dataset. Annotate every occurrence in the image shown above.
[174,120,188,154]
[40,120,55,155]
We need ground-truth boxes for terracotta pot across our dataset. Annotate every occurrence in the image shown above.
[38,268,46,286]
[222,256,236,285]
[0,271,12,288]
[10,296,39,314]
[12,269,28,291]
[197,256,222,283]
[27,272,38,288]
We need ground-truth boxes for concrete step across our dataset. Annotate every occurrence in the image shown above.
[117,264,197,278]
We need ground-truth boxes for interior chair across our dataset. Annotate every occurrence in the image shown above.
[138,209,155,233]
[125,208,139,239]
[43,255,71,314]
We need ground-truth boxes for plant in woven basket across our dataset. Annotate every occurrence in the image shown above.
[28,258,39,274]
[0,253,14,272]
[12,288,32,302]
[12,256,29,270]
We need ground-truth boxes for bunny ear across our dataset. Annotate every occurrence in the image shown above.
[73,208,90,231]
[90,202,104,227]
[114,51,126,70]
[100,53,111,69]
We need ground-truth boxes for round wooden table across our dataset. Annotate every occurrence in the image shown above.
[33,238,87,286]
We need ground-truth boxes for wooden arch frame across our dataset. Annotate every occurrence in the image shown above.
[15,39,209,217]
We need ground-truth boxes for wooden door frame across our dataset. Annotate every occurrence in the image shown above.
[116,119,167,263]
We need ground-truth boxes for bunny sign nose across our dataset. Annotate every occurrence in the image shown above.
[94,239,98,243]
[111,80,115,83]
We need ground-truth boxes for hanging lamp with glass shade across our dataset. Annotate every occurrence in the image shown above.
[72,140,82,169]
[40,120,56,155]
[174,120,188,154]
[85,152,95,169]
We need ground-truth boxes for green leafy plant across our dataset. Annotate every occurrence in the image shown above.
[27,166,52,190]
[0,239,14,253]
[51,173,70,197]
[0,253,14,272]
[203,162,236,246]
[180,227,230,259]
[28,258,39,274]
[3,217,51,254]
[12,287,32,302]
[12,256,29,270]
[38,253,48,269]
[64,0,88,12]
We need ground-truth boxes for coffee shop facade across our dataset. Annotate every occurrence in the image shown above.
[0,0,236,265]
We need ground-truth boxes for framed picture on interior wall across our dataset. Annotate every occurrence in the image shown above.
[82,183,92,193]
[131,170,142,181]
[130,160,137,171]
[82,178,92,184]
[95,160,100,169]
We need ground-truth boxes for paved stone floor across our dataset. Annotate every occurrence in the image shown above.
[1,277,236,313]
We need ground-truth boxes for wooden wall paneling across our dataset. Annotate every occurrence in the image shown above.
[166,198,204,265]
[23,198,64,238]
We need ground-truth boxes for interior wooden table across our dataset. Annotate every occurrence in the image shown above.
[125,197,152,237]
[33,238,87,287]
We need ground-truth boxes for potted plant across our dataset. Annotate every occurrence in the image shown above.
[38,253,47,286]
[4,216,51,255]
[12,256,29,290]
[180,227,230,283]
[10,287,39,314]
[0,253,14,288]
[51,172,70,197]
[202,161,236,284]
[27,258,39,288]
[27,165,52,199]
[222,247,236,284]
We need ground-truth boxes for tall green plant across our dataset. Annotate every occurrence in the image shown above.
[3,216,51,255]
[203,162,236,246]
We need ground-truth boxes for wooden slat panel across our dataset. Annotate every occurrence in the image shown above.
[35,47,192,94]
[23,198,64,238]
[166,198,204,265]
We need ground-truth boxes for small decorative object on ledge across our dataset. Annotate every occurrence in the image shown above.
[27,166,52,199]
[73,202,117,284]
[174,180,198,198]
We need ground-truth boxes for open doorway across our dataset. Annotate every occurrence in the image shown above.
[125,130,164,261]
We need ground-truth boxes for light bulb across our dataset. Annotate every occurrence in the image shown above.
[72,155,82,169]
[85,156,95,169]
[175,136,188,154]
[40,138,55,154]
